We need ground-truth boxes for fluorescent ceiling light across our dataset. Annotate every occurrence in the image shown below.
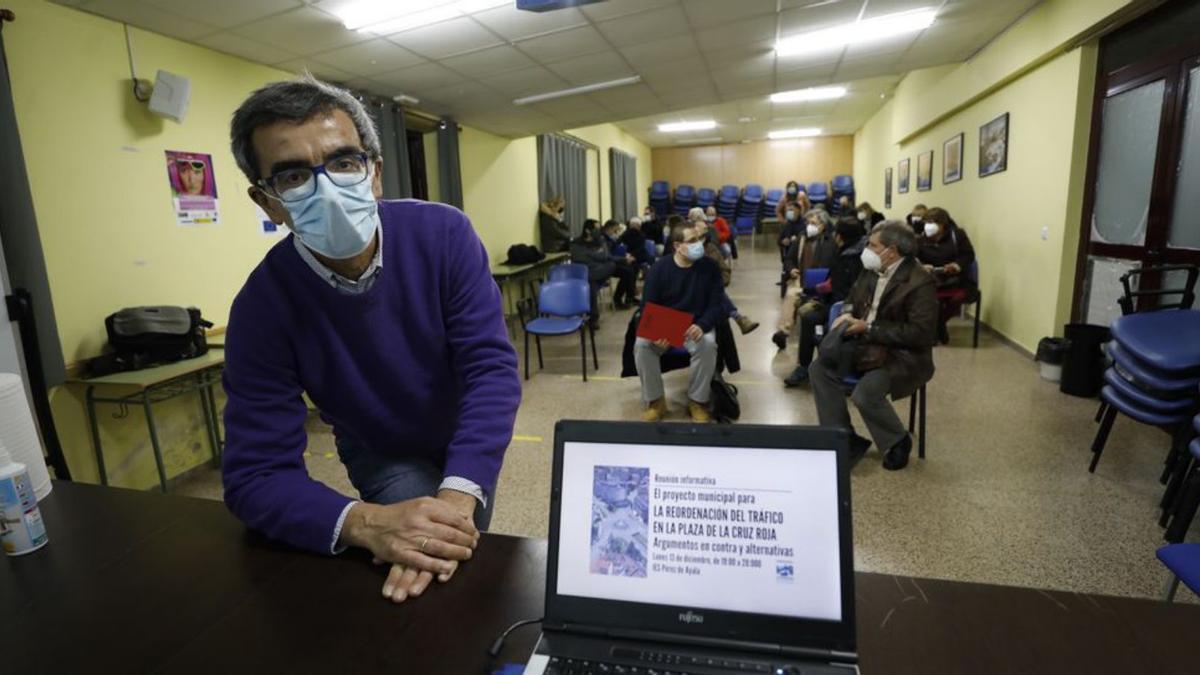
[338,0,510,33]
[513,75,641,105]
[768,128,822,139]
[674,137,723,145]
[658,120,717,133]
[775,7,937,57]
[770,86,847,103]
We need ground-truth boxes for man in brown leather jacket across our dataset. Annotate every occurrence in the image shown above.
[809,221,938,471]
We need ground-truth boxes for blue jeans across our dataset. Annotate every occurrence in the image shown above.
[335,437,494,530]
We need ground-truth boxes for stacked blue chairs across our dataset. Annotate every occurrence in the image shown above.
[831,175,855,211]
[716,184,739,220]
[807,181,829,209]
[737,183,764,226]
[696,187,716,210]
[764,188,783,218]
[1089,307,1200,533]
[672,184,696,216]
[825,301,927,459]
[521,276,598,382]
[649,180,671,218]
[733,216,756,237]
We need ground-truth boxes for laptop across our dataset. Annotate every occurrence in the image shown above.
[524,421,858,675]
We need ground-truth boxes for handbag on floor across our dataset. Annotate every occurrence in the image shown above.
[709,375,740,423]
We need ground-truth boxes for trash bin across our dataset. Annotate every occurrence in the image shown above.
[1060,323,1111,397]
[1036,337,1068,382]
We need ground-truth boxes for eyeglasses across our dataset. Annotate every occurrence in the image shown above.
[175,159,205,171]
[259,152,370,203]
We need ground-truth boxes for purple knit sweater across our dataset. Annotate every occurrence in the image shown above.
[221,200,520,554]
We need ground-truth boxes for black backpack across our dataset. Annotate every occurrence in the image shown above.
[89,306,212,376]
[505,243,545,265]
[709,375,740,423]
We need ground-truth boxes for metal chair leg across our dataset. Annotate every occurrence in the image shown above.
[1094,401,1107,424]
[580,329,588,382]
[972,295,981,348]
[918,384,926,459]
[86,385,109,486]
[536,335,544,369]
[1166,461,1200,542]
[1163,574,1181,602]
[1089,405,1118,473]
[589,323,598,369]
[908,394,916,433]
[1161,428,1184,486]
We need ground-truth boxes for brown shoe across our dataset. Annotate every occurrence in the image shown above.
[735,315,760,335]
[642,398,668,422]
[688,400,712,423]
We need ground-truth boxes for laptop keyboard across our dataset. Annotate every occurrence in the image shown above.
[544,648,777,674]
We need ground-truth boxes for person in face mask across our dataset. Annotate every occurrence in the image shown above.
[571,219,619,325]
[856,202,885,227]
[704,205,732,259]
[775,180,811,222]
[538,195,571,252]
[916,207,976,344]
[600,219,640,309]
[619,216,652,266]
[778,204,806,275]
[687,211,759,335]
[809,221,938,471]
[773,210,838,351]
[906,203,928,233]
[641,206,665,253]
[230,75,519,603]
[634,220,725,423]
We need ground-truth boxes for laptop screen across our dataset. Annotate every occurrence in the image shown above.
[555,440,843,622]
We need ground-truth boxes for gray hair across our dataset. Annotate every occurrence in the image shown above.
[807,209,833,228]
[230,73,381,183]
[628,216,642,227]
[873,220,917,256]
[687,206,706,222]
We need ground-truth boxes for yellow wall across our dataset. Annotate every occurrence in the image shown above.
[651,136,855,195]
[458,126,540,259]
[4,0,306,487]
[566,123,654,221]
[853,46,1099,353]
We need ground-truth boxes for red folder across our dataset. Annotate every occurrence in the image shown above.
[637,302,694,348]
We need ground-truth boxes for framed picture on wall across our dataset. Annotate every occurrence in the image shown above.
[980,112,1009,177]
[884,167,893,208]
[943,133,963,184]
[898,158,910,193]
[916,150,933,191]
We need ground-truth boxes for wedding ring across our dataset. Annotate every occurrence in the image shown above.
[418,536,429,553]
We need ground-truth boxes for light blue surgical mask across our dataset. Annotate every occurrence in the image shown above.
[685,241,705,261]
[280,169,380,260]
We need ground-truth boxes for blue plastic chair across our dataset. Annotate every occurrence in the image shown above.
[831,175,855,209]
[764,188,783,217]
[522,280,597,382]
[807,182,829,207]
[716,184,739,219]
[733,216,756,237]
[1158,542,1200,601]
[696,187,716,209]
[673,184,697,215]
[649,180,671,217]
[547,263,587,283]
[825,301,927,459]
[802,267,830,292]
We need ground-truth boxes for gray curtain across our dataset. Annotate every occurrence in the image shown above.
[437,118,463,209]
[367,100,413,200]
[538,134,587,236]
[0,27,64,386]
[609,148,637,223]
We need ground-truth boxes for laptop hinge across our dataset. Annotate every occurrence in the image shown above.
[552,624,856,664]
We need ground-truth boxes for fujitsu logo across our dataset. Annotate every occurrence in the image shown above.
[678,611,704,624]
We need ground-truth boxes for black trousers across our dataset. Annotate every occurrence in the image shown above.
[611,262,638,304]
[797,304,831,368]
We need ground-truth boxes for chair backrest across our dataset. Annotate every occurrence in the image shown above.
[547,263,588,282]
[538,280,590,317]
[734,216,756,234]
[718,184,739,201]
[831,175,853,191]
[644,239,657,260]
[803,267,830,290]
[966,259,979,286]
[650,180,669,195]
[676,184,695,199]
[743,183,764,200]
[808,182,829,200]
[1119,264,1199,315]
[827,300,845,332]
[696,188,716,205]
[766,188,784,202]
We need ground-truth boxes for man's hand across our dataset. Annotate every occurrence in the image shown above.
[339,497,478,579]
[375,489,479,603]
[653,338,670,349]
[685,324,703,342]
[944,262,961,275]
[789,268,801,279]
[831,313,853,331]
[923,264,935,273]
[625,254,636,264]
[843,318,869,336]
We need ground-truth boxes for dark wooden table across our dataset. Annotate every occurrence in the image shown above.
[2,482,1198,674]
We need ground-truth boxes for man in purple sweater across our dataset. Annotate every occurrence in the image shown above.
[223,75,520,603]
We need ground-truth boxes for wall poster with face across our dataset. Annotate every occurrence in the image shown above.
[166,150,220,226]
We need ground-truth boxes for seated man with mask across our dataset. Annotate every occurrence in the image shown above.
[223,75,521,604]
[635,220,724,423]
[808,221,937,471]
[772,209,838,351]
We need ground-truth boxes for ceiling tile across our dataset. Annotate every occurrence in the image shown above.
[709,53,775,83]
[701,39,777,64]
[274,58,356,84]
[774,62,840,90]
[843,34,919,60]
[713,76,775,100]
[76,0,220,41]
[470,4,588,41]
[778,2,862,37]
[546,51,635,86]
[681,0,778,29]
[232,7,370,55]
[143,0,302,29]
[595,4,692,48]
[442,44,536,78]
[834,53,905,81]
[618,33,700,69]
[638,58,708,90]
[860,0,937,20]
[486,66,571,97]
[195,31,300,65]
[580,0,677,22]
[312,39,426,76]
[776,47,845,74]
[694,15,778,51]
[385,17,504,60]
[421,83,509,112]
[514,26,611,64]
[373,62,469,91]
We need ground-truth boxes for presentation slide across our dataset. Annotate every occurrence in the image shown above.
[556,442,843,621]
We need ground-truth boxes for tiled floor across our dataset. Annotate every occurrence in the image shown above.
[175,238,1197,602]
